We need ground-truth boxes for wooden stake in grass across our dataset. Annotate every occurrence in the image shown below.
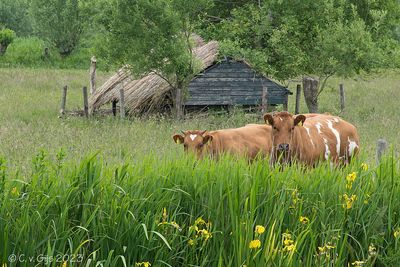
[119,87,125,119]
[83,86,89,117]
[112,100,117,116]
[90,56,97,95]
[376,139,387,163]
[295,84,301,114]
[60,85,67,115]
[339,83,345,112]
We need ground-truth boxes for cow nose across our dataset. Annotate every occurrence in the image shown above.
[278,143,289,151]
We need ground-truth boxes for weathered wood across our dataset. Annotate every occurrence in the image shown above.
[262,85,268,113]
[376,139,388,163]
[283,94,288,111]
[119,87,125,119]
[83,86,89,117]
[302,77,319,113]
[295,84,301,114]
[60,85,67,114]
[112,100,117,116]
[90,56,97,95]
[339,83,345,112]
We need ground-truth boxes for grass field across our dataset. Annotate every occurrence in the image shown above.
[0,68,399,266]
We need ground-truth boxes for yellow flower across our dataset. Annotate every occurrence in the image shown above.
[188,239,195,246]
[136,262,151,267]
[282,232,295,252]
[195,217,206,225]
[345,172,357,190]
[394,228,400,238]
[170,221,181,231]
[11,187,19,196]
[368,243,377,256]
[318,243,336,254]
[299,216,310,224]
[361,163,368,171]
[198,229,212,240]
[255,225,265,234]
[249,239,261,249]
[351,260,366,266]
[346,172,357,183]
[342,194,357,210]
[364,194,370,204]
[283,244,295,252]
[62,262,67,267]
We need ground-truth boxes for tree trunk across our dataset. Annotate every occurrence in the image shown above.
[0,44,6,55]
[302,77,319,113]
[174,82,183,119]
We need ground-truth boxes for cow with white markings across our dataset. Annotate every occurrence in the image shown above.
[263,112,360,165]
[173,124,272,160]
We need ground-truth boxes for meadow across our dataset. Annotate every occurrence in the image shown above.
[0,68,399,266]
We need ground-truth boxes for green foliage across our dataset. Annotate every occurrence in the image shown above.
[30,0,83,56]
[103,0,211,83]
[0,0,33,36]
[0,28,16,54]
[0,151,399,265]
[1,37,45,65]
[209,0,399,81]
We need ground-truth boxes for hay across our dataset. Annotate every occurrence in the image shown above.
[89,35,219,115]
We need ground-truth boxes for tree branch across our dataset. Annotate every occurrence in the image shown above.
[317,73,334,97]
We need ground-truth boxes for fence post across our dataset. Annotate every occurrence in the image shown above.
[112,100,117,116]
[376,139,388,163]
[339,83,345,112]
[283,94,288,111]
[83,86,89,117]
[295,84,301,114]
[60,85,67,115]
[119,87,125,119]
[90,56,97,95]
[261,86,268,113]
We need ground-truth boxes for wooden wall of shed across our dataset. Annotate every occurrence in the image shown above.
[185,61,289,106]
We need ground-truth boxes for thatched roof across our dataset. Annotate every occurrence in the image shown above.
[89,35,219,114]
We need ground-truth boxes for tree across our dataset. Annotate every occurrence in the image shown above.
[206,0,399,112]
[0,0,33,36]
[0,28,16,55]
[102,0,211,118]
[30,0,83,56]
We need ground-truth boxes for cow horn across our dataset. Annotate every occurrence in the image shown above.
[181,130,186,135]
[199,130,207,135]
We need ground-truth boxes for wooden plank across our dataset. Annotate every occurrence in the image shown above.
[60,85,67,115]
[90,56,97,95]
[339,83,345,112]
[196,72,262,78]
[83,86,89,117]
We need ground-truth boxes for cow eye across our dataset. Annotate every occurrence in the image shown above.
[273,126,278,131]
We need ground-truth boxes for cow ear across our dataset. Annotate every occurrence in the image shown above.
[203,135,213,144]
[263,113,274,126]
[294,115,306,126]
[173,134,184,144]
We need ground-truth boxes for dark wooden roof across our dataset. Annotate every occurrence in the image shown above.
[185,59,291,106]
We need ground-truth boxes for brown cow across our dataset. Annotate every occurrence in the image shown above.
[172,124,272,160]
[263,112,359,165]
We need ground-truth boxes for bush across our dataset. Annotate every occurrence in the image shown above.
[0,37,46,66]
[0,28,16,54]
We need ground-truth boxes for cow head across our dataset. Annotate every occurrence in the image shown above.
[172,130,213,158]
[263,112,306,162]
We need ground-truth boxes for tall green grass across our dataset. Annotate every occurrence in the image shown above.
[0,152,399,266]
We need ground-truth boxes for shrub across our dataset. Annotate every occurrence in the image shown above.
[1,37,45,66]
[0,28,16,54]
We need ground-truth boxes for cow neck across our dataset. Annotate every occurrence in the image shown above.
[206,131,219,157]
[291,126,308,158]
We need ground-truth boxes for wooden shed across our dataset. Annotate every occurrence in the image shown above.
[185,58,292,109]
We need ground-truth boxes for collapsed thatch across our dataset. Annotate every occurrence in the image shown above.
[89,35,219,115]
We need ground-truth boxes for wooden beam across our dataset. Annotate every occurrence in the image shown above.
[60,85,67,115]
[83,86,88,117]
[295,84,301,114]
